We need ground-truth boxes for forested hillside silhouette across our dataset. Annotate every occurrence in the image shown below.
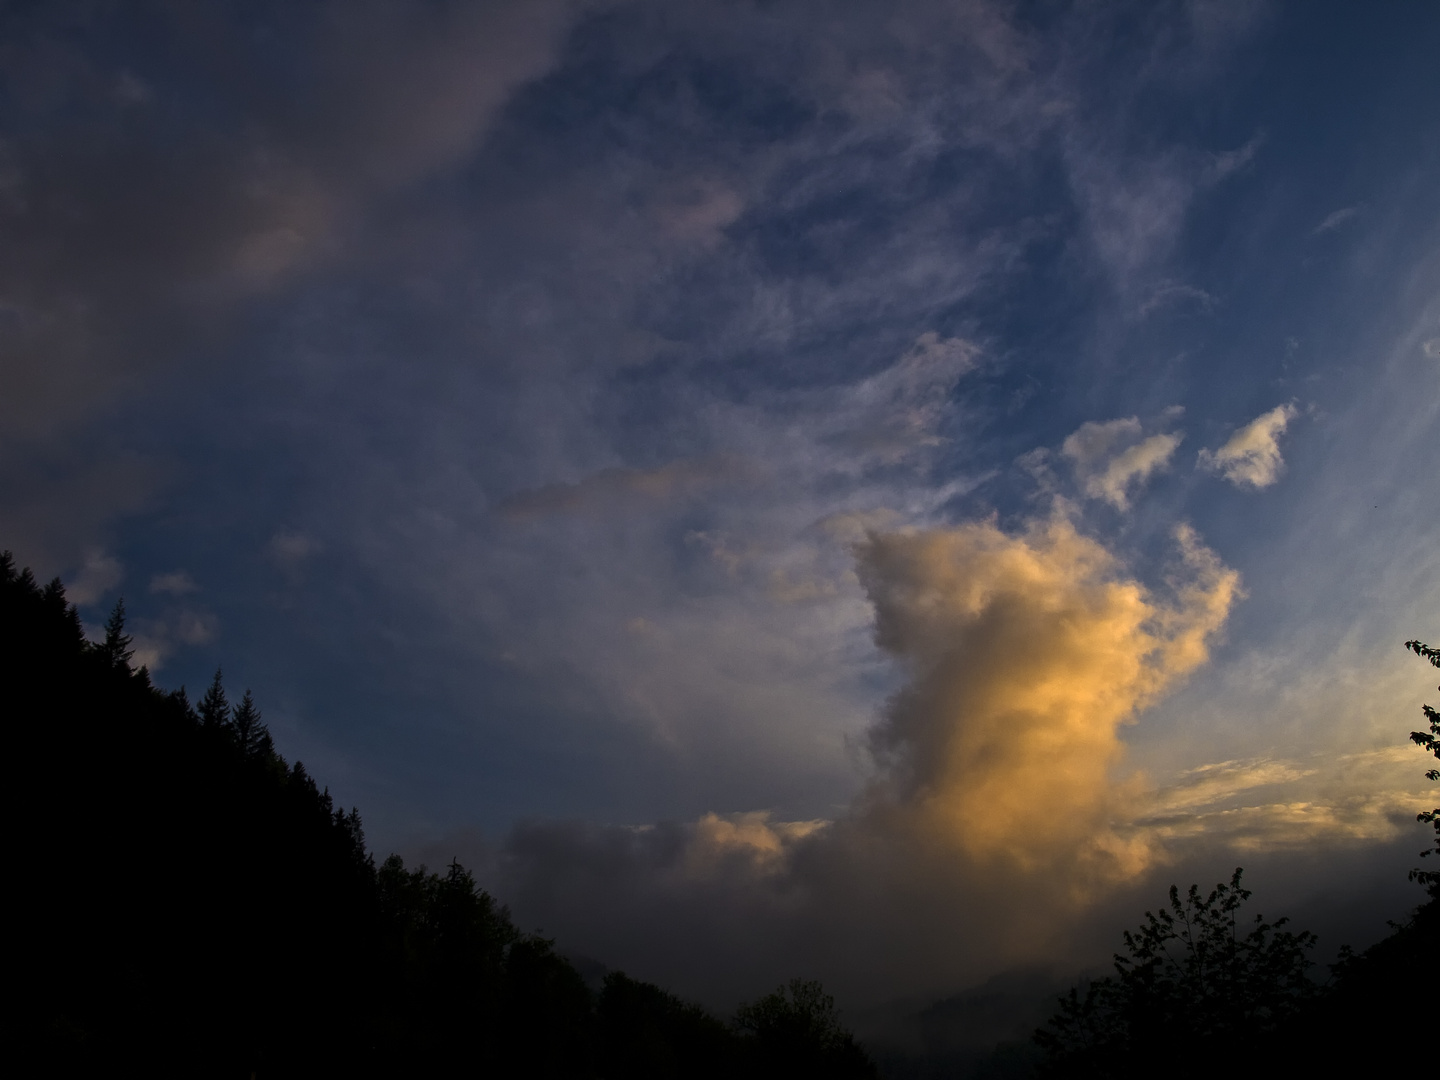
[3,554,875,1079]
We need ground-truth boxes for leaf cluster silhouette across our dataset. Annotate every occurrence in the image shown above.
[2,554,875,1078]
[1403,638,1440,887]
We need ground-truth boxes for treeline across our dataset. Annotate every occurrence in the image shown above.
[3,554,874,1079]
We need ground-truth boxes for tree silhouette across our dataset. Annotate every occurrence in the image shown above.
[198,667,229,729]
[735,978,877,1079]
[1404,639,1440,890]
[231,688,273,759]
[100,597,133,669]
[1036,869,1317,1078]
[598,972,738,1079]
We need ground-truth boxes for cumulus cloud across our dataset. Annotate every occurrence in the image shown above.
[1198,403,1298,489]
[1423,338,1440,360]
[1062,418,1183,508]
[856,516,1239,878]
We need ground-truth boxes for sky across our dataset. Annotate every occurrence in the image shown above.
[3,0,1438,1014]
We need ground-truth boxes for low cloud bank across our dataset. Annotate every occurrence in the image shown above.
[417,512,1425,1009]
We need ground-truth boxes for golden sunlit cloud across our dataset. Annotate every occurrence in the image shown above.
[1134,745,1426,852]
[683,812,829,878]
[856,515,1240,880]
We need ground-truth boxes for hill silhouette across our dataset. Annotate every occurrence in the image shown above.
[2,553,876,1078]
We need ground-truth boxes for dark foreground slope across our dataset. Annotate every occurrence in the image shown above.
[2,555,875,1079]
[6,558,380,1075]
[1032,876,1437,1078]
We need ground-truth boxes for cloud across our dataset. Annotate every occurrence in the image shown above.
[1136,281,1217,318]
[1062,135,1261,293]
[0,0,583,445]
[1061,418,1183,509]
[1312,205,1360,235]
[1135,747,1424,852]
[855,516,1239,877]
[149,570,198,595]
[1423,338,1440,360]
[497,456,752,520]
[467,510,1428,1004]
[1198,403,1298,489]
[268,531,322,568]
[449,517,1244,1005]
[684,812,829,877]
[131,607,219,671]
[66,549,123,607]
[818,333,978,467]
[652,179,746,247]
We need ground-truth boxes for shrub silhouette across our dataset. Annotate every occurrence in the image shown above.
[1037,637,1440,1078]
[1035,869,1316,1078]
[735,978,877,1079]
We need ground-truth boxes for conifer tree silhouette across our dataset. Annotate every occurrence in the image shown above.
[231,689,273,759]
[100,597,133,670]
[198,668,229,729]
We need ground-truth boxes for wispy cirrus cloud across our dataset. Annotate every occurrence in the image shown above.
[1312,205,1361,235]
[497,457,753,521]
